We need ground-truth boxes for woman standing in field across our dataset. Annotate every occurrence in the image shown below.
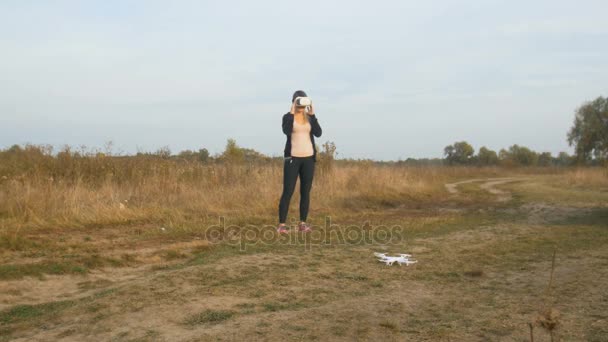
[277,90,323,234]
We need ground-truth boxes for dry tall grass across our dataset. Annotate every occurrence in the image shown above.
[0,144,604,232]
[560,167,608,188]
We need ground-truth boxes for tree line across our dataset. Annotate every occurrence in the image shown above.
[2,96,605,168]
[443,142,575,166]
[444,95,607,167]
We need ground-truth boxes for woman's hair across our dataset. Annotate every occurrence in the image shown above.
[292,90,307,103]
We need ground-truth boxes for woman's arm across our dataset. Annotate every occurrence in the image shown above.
[308,114,322,137]
[282,113,294,135]
[307,101,322,137]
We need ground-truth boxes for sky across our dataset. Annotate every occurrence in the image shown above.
[1,0,607,160]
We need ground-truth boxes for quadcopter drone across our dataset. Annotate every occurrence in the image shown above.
[374,252,418,266]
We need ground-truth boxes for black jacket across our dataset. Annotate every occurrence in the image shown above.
[282,112,322,162]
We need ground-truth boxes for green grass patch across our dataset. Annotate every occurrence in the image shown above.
[554,208,608,227]
[0,287,116,329]
[0,254,129,280]
[336,272,369,281]
[0,262,87,280]
[261,301,307,312]
[511,181,608,206]
[161,249,188,260]
[0,233,41,251]
[183,309,235,326]
[379,321,398,331]
[457,224,608,272]
[0,300,77,324]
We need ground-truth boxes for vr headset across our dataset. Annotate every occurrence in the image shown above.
[294,96,312,106]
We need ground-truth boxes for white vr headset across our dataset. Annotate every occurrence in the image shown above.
[294,96,312,106]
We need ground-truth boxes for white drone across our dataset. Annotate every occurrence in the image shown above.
[374,252,418,266]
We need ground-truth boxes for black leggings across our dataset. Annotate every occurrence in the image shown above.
[278,155,315,223]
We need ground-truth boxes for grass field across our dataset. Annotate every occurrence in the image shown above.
[1,161,607,341]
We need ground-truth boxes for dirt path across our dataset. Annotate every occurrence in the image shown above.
[445,177,529,201]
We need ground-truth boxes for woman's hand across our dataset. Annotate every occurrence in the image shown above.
[290,100,296,115]
[307,101,316,115]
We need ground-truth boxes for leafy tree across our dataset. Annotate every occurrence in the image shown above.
[220,138,245,163]
[444,141,475,165]
[567,96,608,163]
[537,152,552,166]
[241,147,269,162]
[499,144,538,166]
[553,152,573,166]
[198,148,210,163]
[477,146,499,166]
[177,149,196,160]
[155,145,172,159]
[396,158,443,166]
[7,144,22,153]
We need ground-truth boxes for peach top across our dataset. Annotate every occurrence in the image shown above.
[290,117,314,157]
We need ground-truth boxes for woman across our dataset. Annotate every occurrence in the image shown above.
[277,90,323,234]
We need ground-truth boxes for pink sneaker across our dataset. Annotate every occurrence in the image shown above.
[276,224,289,234]
[298,222,312,233]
